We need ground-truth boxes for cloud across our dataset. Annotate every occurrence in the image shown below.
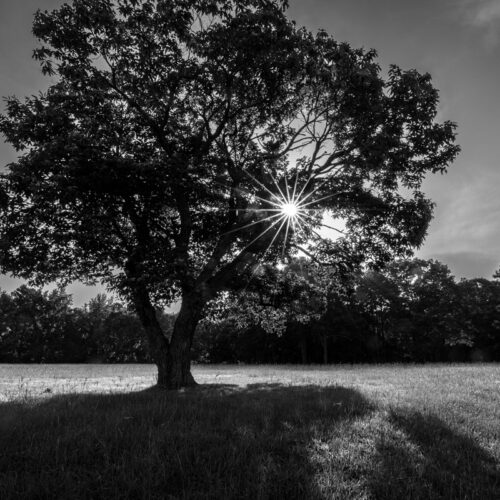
[472,1,500,26]
[418,165,500,279]
[460,0,500,46]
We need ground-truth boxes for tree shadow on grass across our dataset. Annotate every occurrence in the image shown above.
[369,408,500,500]
[0,383,372,500]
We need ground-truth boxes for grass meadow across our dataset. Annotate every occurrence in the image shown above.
[0,364,499,499]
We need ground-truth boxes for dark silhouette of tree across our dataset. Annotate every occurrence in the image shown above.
[82,293,153,362]
[0,258,498,364]
[0,286,157,363]
[212,257,359,363]
[201,258,500,364]
[0,286,82,362]
[0,0,459,387]
[355,269,402,358]
[454,278,500,361]
[355,259,460,361]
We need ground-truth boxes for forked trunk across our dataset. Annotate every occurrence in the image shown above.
[131,286,170,384]
[160,292,204,389]
[132,282,205,389]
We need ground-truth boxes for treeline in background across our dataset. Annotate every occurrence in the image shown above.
[1,258,499,364]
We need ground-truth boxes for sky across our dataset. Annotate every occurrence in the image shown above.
[0,0,499,304]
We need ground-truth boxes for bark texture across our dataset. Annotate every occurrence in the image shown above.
[132,286,205,389]
[162,293,204,389]
[132,286,169,381]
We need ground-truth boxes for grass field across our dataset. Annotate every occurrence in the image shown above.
[1,364,499,499]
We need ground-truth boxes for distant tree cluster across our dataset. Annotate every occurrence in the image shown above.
[0,289,162,363]
[1,258,498,364]
[195,258,500,364]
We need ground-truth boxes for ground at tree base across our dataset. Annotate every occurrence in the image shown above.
[0,364,499,499]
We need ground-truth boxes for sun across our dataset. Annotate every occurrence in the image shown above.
[220,167,342,267]
[281,202,298,218]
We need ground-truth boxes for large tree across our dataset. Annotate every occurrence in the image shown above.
[0,0,459,388]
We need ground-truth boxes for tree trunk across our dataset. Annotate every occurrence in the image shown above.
[131,286,170,387]
[321,334,328,365]
[163,292,204,389]
[131,278,206,389]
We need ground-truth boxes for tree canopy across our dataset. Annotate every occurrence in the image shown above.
[0,0,459,387]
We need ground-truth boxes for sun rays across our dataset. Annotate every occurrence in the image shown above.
[220,168,344,267]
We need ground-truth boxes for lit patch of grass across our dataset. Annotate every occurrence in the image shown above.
[0,364,499,499]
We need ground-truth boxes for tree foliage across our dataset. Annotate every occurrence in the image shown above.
[0,287,165,363]
[209,259,500,363]
[0,286,80,362]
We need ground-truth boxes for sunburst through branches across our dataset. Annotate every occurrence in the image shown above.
[222,168,344,267]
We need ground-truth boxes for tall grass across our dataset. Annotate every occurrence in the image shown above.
[1,364,499,499]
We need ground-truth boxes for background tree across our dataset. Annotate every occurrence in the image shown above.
[0,0,459,387]
[217,257,360,363]
[210,259,330,363]
[453,278,500,361]
[355,259,460,361]
[82,293,153,362]
[0,286,156,363]
[404,260,464,360]
[0,286,81,362]
[355,269,402,359]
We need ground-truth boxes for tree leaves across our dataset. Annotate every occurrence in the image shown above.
[0,0,459,312]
